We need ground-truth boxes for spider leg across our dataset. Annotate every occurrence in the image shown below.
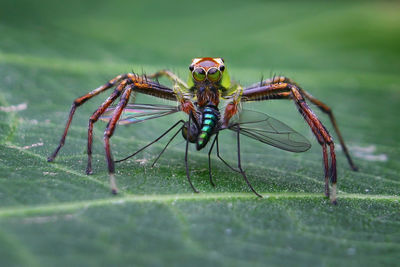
[322,144,330,198]
[236,127,263,198]
[301,90,358,171]
[185,112,199,193]
[104,84,134,194]
[47,74,127,162]
[147,70,189,89]
[247,75,357,171]
[51,71,195,194]
[296,99,332,199]
[86,80,129,174]
[239,82,338,204]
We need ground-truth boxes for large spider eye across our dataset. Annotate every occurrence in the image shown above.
[207,67,221,82]
[193,68,206,81]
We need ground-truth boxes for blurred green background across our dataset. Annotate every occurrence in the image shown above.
[0,0,399,266]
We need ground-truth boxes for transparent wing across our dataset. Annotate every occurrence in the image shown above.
[100,104,180,125]
[228,109,311,152]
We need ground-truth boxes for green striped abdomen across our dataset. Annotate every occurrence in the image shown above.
[196,106,219,150]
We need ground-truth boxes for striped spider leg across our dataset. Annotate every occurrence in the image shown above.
[222,76,358,204]
[48,72,194,194]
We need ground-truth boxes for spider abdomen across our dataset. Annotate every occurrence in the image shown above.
[196,105,220,150]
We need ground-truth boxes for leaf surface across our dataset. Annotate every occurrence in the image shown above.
[0,1,399,266]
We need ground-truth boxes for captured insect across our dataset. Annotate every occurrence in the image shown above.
[48,57,358,204]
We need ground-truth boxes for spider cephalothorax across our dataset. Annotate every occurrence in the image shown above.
[48,57,358,204]
[188,57,228,107]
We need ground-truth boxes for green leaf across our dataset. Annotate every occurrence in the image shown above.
[0,0,399,266]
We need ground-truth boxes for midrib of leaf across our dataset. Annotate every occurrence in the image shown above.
[0,192,397,218]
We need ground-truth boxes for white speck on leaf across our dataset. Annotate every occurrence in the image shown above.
[22,214,76,224]
[23,142,44,149]
[112,199,126,205]
[349,145,388,162]
[0,102,27,112]
[347,247,356,256]
[135,158,149,165]
[43,172,57,176]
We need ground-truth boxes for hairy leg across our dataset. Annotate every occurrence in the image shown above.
[86,80,129,174]
[103,85,133,194]
[241,82,339,203]
[48,74,127,162]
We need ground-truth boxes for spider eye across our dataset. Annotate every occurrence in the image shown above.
[207,67,221,82]
[189,65,194,71]
[219,65,225,71]
[193,68,206,81]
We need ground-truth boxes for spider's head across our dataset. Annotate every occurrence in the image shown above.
[187,57,230,89]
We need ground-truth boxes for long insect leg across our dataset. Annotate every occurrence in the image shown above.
[115,120,184,163]
[48,74,127,162]
[104,85,133,194]
[236,128,263,198]
[207,134,218,187]
[185,113,199,193]
[216,136,240,173]
[86,80,128,174]
[151,124,184,167]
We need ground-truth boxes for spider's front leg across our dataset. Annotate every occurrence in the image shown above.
[248,76,357,171]
[238,81,345,204]
[147,70,189,89]
[103,84,134,194]
[48,74,128,162]
[101,76,193,194]
[86,80,129,174]
[49,71,191,194]
[223,79,356,204]
[147,70,195,115]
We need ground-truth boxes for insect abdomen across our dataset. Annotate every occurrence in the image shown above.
[196,106,219,150]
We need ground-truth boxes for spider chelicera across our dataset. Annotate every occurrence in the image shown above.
[48,57,358,204]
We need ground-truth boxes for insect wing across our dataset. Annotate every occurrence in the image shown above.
[100,104,180,125]
[228,109,311,152]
